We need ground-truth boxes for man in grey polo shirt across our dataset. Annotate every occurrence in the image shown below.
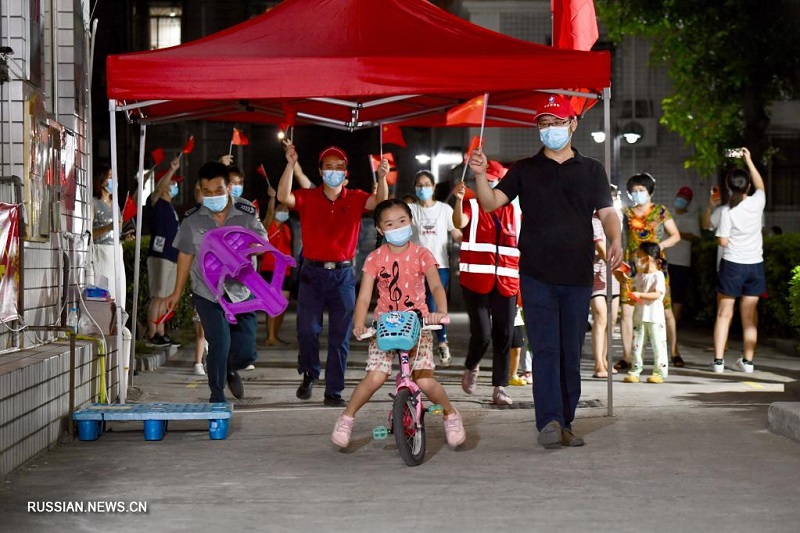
[166,161,268,403]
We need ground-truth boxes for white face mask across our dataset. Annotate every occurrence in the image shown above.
[274,211,289,223]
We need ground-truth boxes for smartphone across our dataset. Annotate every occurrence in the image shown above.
[711,186,721,202]
[724,148,743,158]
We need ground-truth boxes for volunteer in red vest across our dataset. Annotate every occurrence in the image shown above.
[452,160,520,406]
[278,142,389,407]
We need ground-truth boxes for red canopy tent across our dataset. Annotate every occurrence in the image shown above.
[104,0,612,402]
[107,0,610,129]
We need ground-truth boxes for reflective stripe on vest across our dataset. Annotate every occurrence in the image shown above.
[459,198,520,296]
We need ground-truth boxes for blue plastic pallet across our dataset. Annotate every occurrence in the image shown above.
[73,403,233,441]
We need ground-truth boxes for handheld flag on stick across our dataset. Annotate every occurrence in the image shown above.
[229,127,249,155]
[459,94,490,182]
[381,123,406,148]
[178,135,195,161]
[370,153,397,186]
[446,94,487,126]
[257,164,268,180]
[122,193,137,223]
[151,147,165,167]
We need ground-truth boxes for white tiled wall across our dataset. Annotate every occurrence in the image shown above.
[0,0,117,475]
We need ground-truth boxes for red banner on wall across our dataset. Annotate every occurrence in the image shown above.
[0,203,20,323]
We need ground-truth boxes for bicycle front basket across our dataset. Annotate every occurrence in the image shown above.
[375,311,421,352]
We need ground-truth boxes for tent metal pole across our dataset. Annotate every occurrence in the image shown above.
[602,86,613,417]
[128,124,147,389]
[108,99,126,403]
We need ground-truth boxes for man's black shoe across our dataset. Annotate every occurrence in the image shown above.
[227,370,244,400]
[323,395,347,408]
[296,373,316,400]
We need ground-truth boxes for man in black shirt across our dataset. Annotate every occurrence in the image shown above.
[470,94,622,449]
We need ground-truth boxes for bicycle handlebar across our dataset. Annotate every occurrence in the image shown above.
[354,315,450,340]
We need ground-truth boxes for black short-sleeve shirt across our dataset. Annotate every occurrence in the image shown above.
[495,148,612,287]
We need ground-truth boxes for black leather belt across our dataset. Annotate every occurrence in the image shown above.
[305,259,354,270]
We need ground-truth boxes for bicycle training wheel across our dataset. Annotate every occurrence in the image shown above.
[392,388,426,466]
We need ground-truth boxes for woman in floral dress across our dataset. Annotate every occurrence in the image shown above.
[614,173,682,370]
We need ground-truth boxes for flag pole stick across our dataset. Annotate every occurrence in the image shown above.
[379,123,384,159]
[461,93,490,182]
[369,155,377,183]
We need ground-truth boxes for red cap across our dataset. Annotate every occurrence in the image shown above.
[677,186,693,200]
[486,160,508,181]
[533,94,575,121]
[155,169,184,182]
[318,146,348,166]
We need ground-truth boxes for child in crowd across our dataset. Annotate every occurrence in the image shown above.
[331,199,466,449]
[624,242,669,384]
[508,300,528,386]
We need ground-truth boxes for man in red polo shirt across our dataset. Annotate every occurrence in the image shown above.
[278,142,389,407]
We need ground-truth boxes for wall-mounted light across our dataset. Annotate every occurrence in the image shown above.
[620,120,644,144]
[415,154,431,164]
[591,131,606,143]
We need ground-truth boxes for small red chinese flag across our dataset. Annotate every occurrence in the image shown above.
[381,124,406,147]
[231,128,250,146]
[122,193,137,223]
[257,164,268,179]
[370,153,395,171]
[181,135,195,154]
[385,170,398,187]
[446,95,487,125]
[150,147,165,166]
[252,199,260,212]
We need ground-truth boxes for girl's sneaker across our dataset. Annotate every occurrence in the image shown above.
[523,372,534,385]
[443,411,466,448]
[193,363,206,376]
[623,375,640,383]
[646,375,664,384]
[331,415,355,448]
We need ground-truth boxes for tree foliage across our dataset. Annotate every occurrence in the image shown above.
[595,0,800,178]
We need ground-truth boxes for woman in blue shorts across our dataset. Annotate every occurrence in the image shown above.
[711,147,766,374]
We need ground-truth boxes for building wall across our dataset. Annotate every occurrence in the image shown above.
[0,0,122,474]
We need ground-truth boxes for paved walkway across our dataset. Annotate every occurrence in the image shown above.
[2,313,799,532]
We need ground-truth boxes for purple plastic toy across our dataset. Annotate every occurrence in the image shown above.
[198,227,296,323]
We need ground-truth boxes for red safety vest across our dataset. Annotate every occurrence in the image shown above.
[459,198,520,297]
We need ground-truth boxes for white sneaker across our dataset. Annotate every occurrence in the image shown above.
[492,386,513,406]
[193,363,206,376]
[243,364,256,371]
[735,358,754,373]
[709,360,725,373]
[437,344,452,368]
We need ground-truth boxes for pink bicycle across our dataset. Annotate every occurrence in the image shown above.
[358,310,448,466]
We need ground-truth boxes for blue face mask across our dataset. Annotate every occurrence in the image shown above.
[230,184,244,198]
[415,186,433,201]
[383,225,412,246]
[322,170,346,188]
[489,180,499,189]
[105,180,114,195]
[674,197,688,210]
[274,211,289,223]
[539,125,571,151]
[630,191,650,206]
[202,194,228,213]
[169,183,179,198]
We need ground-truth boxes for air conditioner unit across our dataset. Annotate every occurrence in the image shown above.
[617,118,658,148]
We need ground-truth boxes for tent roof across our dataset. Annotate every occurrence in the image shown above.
[107,0,610,129]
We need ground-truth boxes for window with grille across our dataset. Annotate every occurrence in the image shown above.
[149,5,182,50]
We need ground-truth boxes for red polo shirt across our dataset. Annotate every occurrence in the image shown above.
[293,187,370,262]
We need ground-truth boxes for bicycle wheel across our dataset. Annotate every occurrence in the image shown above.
[392,388,426,466]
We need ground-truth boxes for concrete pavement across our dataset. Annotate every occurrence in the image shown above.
[2,312,800,532]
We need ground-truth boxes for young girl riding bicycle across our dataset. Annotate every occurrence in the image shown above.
[331,199,467,449]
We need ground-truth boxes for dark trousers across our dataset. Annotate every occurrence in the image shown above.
[521,275,592,431]
[194,295,258,403]
[425,267,450,344]
[462,284,515,387]
[296,264,356,397]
